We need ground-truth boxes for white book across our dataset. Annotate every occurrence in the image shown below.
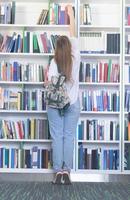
[36,33,44,53]
[93,90,97,111]
[36,64,39,82]
[83,119,86,140]
[30,64,34,82]
[123,63,129,84]
[29,31,33,53]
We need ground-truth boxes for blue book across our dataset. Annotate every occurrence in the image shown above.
[96,92,100,111]
[100,91,104,111]
[78,144,84,169]
[59,10,65,24]
[11,148,15,168]
[107,92,110,111]
[5,148,9,168]
[116,92,120,111]
[92,67,96,82]
[103,150,107,170]
[88,91,92,111]
[14,34,20,52]
[17,62,20,81]
[13,61,18,81]
[38,149,40,168]
[78,124,82,140]
[109,150,113,170]
[116,124,119,140]
[0,148,3,168]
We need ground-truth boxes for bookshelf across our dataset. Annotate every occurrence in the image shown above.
[0,0,76,173]
[76,0,122,173]
[0,0,130,177]
[123,0,130,173]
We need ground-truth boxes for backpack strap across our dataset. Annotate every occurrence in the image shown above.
[57,64,66,82]
[57,64,61,74]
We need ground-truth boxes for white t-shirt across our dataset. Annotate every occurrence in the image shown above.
[48,37,80,105]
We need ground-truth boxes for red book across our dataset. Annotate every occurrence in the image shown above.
[17,121,23,139]
[40,33,48,53]
[104,63,108,82]
[99,62,102,82]
[128,14,130,25]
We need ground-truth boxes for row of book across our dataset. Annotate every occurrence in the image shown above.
[0,61,46,82]
[79,90,120,112]
[80,4,92,25]
[0,32,59,53]
[0,88,46,111]
[0,147,52,169]
[78,144,119,170]
[0,88,120,112]
[37,3,72,25]
[80,32,120,54]
[79,60,120,83]
[0,119,50,140]
[0,1,15,24]
[78,120,119,141]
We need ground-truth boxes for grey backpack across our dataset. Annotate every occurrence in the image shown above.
[45,73,70,116]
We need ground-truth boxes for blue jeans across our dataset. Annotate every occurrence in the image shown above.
[47,99,80,173]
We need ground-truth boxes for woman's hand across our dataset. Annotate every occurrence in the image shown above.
[66,5,75,37]
[67,5,74,18]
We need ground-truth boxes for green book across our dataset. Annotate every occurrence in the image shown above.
[107,59,112,82]
[23,28,27,53]
[5,149,9,168]
[48,0,52,24]
[33,34,40,53]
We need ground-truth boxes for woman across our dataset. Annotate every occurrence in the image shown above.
[47,5,80,185]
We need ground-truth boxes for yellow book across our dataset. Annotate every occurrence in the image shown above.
[31,119,35,139]
[2,120,8,139]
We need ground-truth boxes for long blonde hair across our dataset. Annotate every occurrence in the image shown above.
[54,36,72,81]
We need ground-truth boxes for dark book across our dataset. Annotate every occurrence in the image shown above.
[86,63,91,82]
[24,149,31,168]
[41,149,48,168]
[110,121,113,140]
[106,34,111,53]
[91,149,98,169]
[79,62,83,82]
[11,1,15,24]
[84,148,87,169]
[78,144,84,169]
